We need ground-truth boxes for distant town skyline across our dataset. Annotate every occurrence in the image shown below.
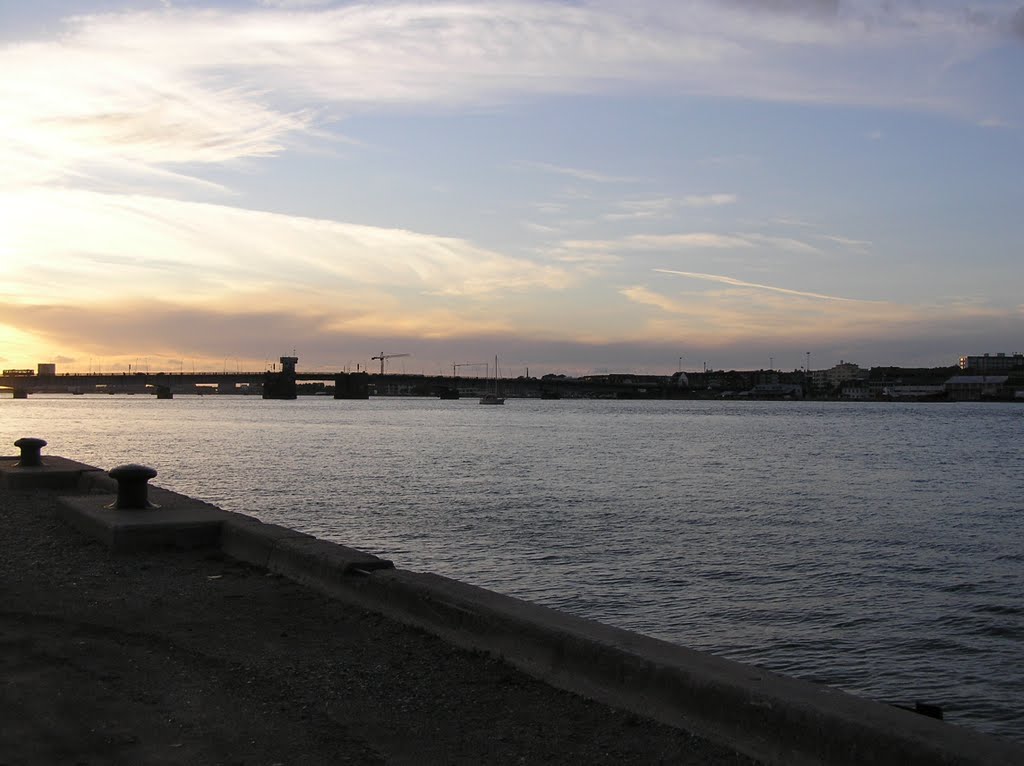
[2,348,995,379]
[2,1,1023,377]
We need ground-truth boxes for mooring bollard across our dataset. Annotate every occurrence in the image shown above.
[107,464,159,509]
[14,437,47,467]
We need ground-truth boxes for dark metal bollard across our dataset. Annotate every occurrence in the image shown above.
[14,437,47,467]
[107,464,159,509]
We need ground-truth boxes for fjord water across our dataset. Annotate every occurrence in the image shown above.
[3,395,1022,740]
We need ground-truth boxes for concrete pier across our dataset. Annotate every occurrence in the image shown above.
[262,355,298,400]
[2,456,1021,765]
[333,371,370,399]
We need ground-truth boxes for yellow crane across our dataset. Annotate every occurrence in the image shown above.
[371,352,410,375]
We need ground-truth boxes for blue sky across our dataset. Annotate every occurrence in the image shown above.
[1,0,1022,375]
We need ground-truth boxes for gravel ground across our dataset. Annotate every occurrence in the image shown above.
[0,485,764,766]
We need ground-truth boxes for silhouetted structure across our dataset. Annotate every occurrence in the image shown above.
[333,372,370,399]
[263,356,298,400]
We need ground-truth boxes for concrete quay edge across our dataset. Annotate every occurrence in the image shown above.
[221,513,394,578]
[296,565,1022,766]
[0,455,109,491]
[57,486,233,552]
[30,456,1024,766]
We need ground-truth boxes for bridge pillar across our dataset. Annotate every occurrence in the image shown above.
[334,372,369,399]
[262,372,296,400]
[154,385,173,399]
[263,356,298,400]
[12,388,28,399]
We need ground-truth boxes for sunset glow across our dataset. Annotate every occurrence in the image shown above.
[2,1,1022,375]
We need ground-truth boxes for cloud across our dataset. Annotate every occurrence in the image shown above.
[522,221,561,234]
[0,295,572,372]
[0,303,341,359]
[605,198,678,221]
[562,232,818,254]
[515,161,643,184]
[532,202,569,216]
[772,217,817,228]
[618,282,871,343]
[617,279,1015,356]
[0,188,571,307]
[724,0,839,19]
[564,233,752,252]
[701,154,760,166]
[260,0,335,7]
[741,234,820,255]
[604,195,737,221]
[682,193,738,207]
[2,0,1018,195]
[0,37,311,190]
[1011,7,1024,40]
[653,269,869,302]
[815,234,872,251]
[768,220,871,251]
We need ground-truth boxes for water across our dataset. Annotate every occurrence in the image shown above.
[3,395,1022,740]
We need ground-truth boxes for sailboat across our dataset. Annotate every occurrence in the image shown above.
[479,356,505,405]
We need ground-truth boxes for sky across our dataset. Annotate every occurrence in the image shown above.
[1,0,1022,376]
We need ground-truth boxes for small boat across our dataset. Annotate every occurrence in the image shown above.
[479,356,505,405]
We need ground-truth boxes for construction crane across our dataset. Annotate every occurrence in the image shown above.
[371,352,410,375]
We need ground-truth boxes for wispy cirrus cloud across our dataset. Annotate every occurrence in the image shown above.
[605,198,680,221]
[515,161,644,184]
[605,194,738,221]
[618,276,1013,353]
[3,1,1020,193]
[562,232,819,254]
[259,0,335,7]
[562,233,748,251]
[0,188,571,306]
[815,233,872,251]
[653,268,871,302]
[683,193,739,207]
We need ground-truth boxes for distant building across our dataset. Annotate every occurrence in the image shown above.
[958,353,1024,372]
[578,373,669,386]
[945,375,1010,401]
[840,382,871,400]
[812,360,866,392]
[37,363,56,376]
[882,385,946,400]
[671,371,689,388]
[750,382,804,399]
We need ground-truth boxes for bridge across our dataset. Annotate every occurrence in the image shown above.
[1,357,676,400]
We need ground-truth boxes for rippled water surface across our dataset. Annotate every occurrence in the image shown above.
[3,395,1022,740]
